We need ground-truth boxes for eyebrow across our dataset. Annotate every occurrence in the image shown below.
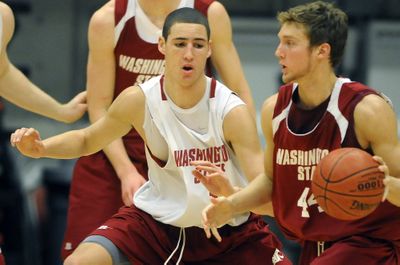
[172,37,207,42]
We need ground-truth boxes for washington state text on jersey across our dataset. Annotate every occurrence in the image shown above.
[119,55,165,84]
[276,148,329,181]
[174,144,229,168]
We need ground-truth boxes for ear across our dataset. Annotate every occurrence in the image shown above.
[158,36,166,55]
[207,40,212,58]
[316,42,331,60]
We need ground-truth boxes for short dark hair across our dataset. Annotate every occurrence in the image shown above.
[162,7,210,40]
[277,1,348,68]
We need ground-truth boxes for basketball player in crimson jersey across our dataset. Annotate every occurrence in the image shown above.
[0,2,87,263]
[201,1,400,264]
[11,8,291,264]
[61,0,257,259]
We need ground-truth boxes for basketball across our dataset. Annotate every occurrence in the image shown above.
[312,147,385,220]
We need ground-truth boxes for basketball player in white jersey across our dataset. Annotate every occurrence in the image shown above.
[0,2,87,122]
[11,8,291,265]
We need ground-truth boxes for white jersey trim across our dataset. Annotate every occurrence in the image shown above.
[114,0,136,46]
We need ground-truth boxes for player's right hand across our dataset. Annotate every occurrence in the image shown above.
[202,196,235,242]
[10,127,44,158]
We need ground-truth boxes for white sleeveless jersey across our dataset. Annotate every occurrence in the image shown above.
[134,75,250,228]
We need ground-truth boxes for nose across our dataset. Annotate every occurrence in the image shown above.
[275,43,284,59]
[184,44,194,61]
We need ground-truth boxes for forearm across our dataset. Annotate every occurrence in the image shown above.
[42,130,98,159]
[0,64,66,121]
[229,173,272,215]
[103,138,140,180]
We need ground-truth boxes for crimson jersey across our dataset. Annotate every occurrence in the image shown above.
[271,78,400,244]
[62,0,215,259]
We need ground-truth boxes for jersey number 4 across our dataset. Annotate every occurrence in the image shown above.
[297,187,324,217]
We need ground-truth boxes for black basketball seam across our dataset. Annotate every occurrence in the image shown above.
[314,196,363,218]
[322,148,353,212]
[313,181,384,197]
[321,167,381,183]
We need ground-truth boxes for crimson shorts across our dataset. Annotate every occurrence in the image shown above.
[0,249,4,265]
[90,206,292,264]
[61,152,147,260]
[300,236,400,265]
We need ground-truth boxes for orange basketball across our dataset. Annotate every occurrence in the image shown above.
[312,147,385,220]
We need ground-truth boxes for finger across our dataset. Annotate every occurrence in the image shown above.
[373,156,384,165]
[382,176,394,202]
[190,160,214,167]
[192,169,207,184]
[204,226,211,239]
[378,165,389,176]
[211,227,222,242]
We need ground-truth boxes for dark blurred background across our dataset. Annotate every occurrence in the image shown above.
[1,0,399,264]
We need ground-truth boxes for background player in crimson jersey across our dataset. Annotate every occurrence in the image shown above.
[0,2,87,263]
[201,1,400,265]
[61,0,257,259]
[11,8,290,265]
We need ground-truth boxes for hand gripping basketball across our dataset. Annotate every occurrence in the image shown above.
[312,148,385,220]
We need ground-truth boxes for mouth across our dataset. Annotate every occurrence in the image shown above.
[182,65,194,74]
[280,64,287,74]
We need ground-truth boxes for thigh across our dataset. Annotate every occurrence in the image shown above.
[62,154,123,259]
[191,215,292,265]
[312,236,399,265]
[90,206,180,264]
[64,242,112,265]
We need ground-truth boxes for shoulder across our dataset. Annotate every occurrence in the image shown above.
[207,1,230,30]
[0,2,15,46]
[262,93,279,117]
[355,93,392,120]
[207,1,226,16]
[88,1,114,43]
[112,85,145,113]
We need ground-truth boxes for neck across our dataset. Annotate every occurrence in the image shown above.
[296,71,338,109]
[137,0,181,27]
[164,75,207,109]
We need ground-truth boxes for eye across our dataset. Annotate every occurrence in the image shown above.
[284,40,295,47]
[174,42,186,48]
[193,43,204,49]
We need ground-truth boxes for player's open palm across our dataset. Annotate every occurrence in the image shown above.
[10,127,44,158]
[202,196,234,241]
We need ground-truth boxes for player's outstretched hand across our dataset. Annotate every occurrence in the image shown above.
[374,156,400,207]
[10,127,44,158]
[61,91,87,123]
[190,160,234,197]
[202,196,235,242]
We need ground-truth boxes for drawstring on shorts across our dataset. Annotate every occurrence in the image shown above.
[164,228,186,265]
[317,241,325,256]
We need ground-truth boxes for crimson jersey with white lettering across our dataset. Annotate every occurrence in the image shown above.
[271,78,400,243]
[61,0,213,259]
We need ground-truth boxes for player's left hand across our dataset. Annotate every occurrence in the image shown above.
[119,170,146,206]
[60,91,87,123]
[374,156,400,207]
[190,160,234,197]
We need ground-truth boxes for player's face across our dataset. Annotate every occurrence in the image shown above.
[275,23,316,84]
[159,22,211,86]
